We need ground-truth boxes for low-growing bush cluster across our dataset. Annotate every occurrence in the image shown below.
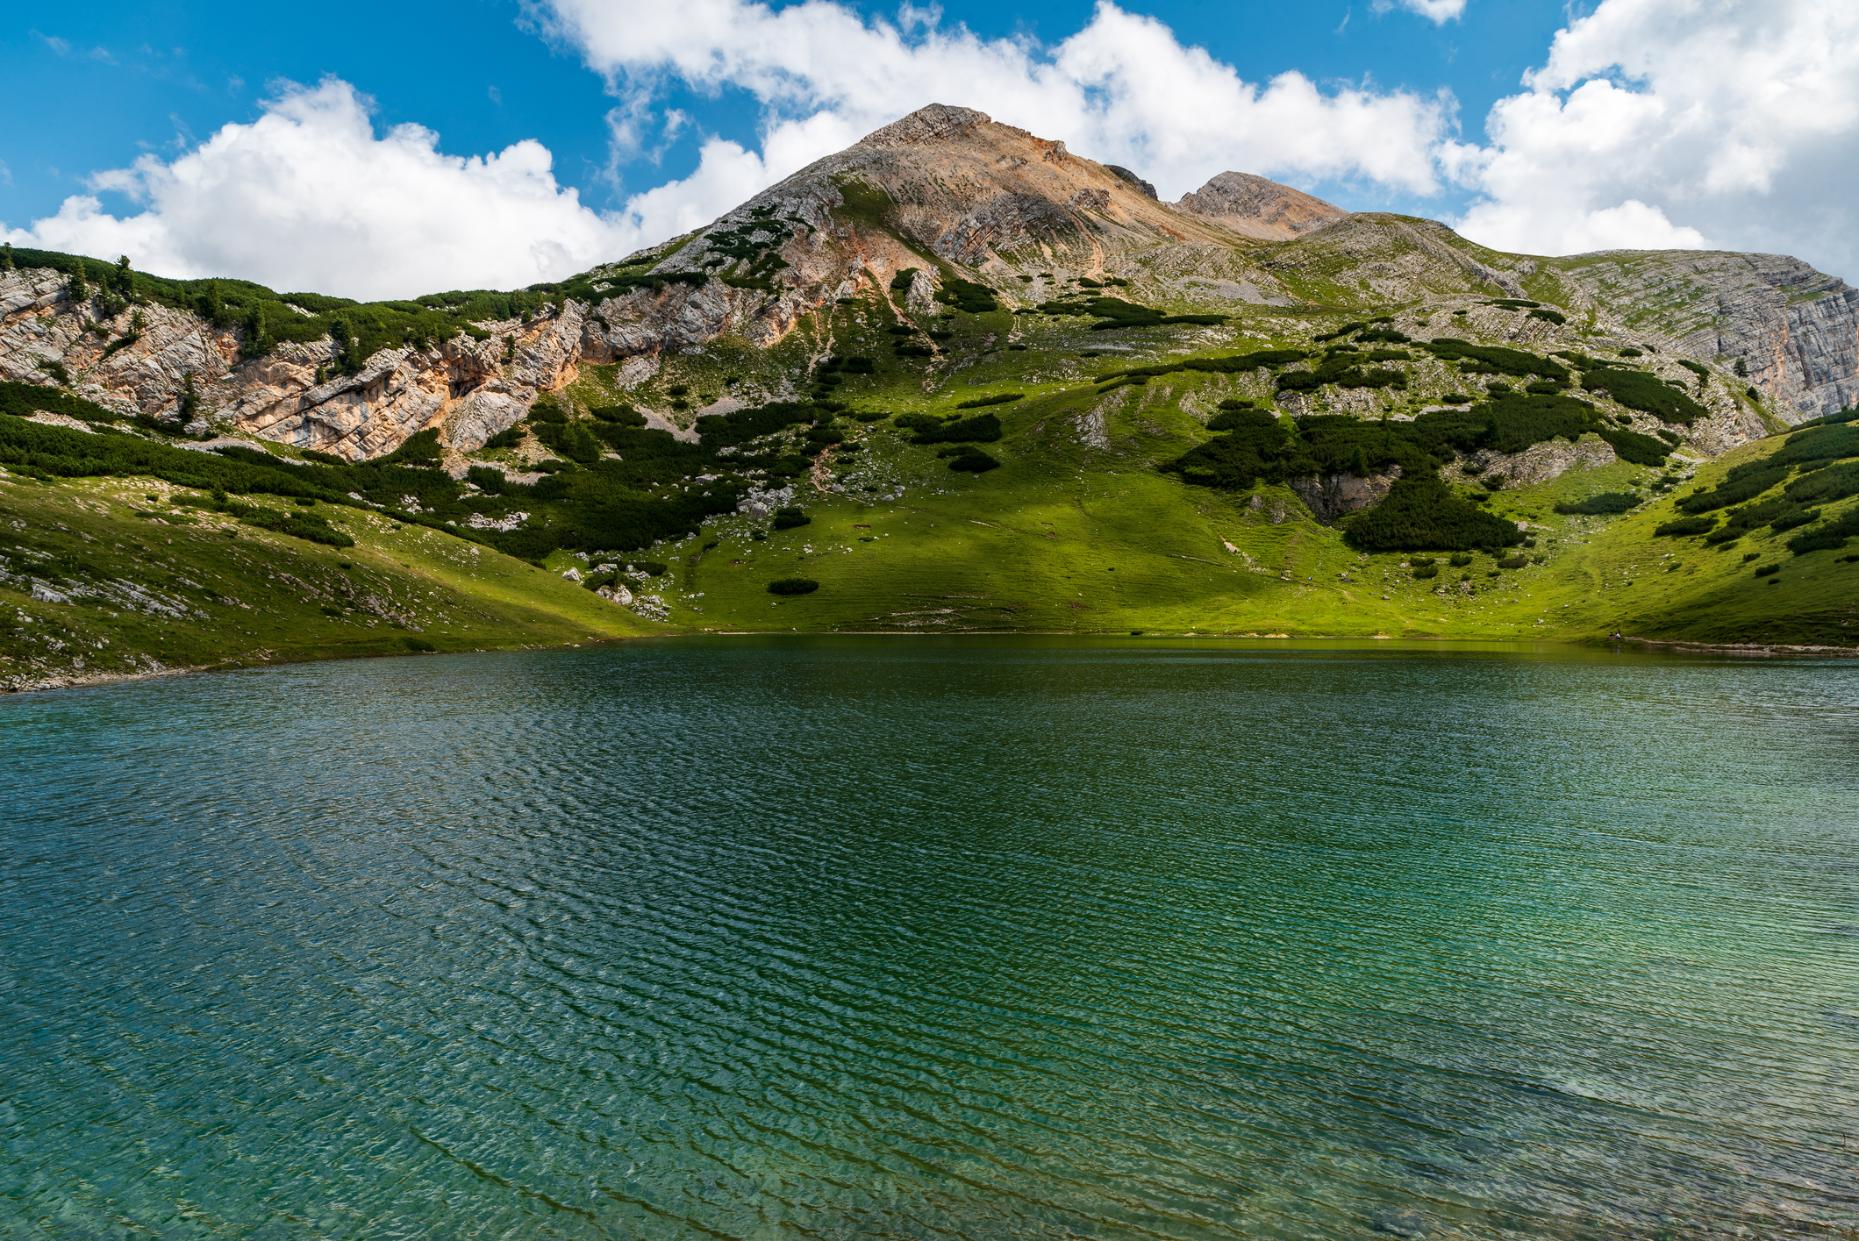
[1582,366,1709,424]
[1423,339,1569,381]
[1037,296,1224,330]
[1555,492,1640,515]
[894,412,1003,444]
[935,276,1000,314]
[1651,413,1859,557]
[941,445,1001,473]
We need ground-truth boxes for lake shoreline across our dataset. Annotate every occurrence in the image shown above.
[10,627,1856,697]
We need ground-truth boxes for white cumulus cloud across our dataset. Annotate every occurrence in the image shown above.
[534,0,1457,201]
[5,5,1460,300]
[1454,0,1859,278]
[2,79,648,300]
[1372,0,1469,23]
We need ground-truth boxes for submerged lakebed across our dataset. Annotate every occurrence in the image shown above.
[3,638,1856,1238]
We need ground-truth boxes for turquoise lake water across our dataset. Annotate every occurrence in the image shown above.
[2,639,1856,1238]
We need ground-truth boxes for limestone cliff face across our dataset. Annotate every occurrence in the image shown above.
[1558,251,1859,421]
[0,269,238,416]
[0,268,759,460]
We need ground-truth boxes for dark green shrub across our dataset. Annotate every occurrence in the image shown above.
[534,419,602,464]
[935,277,999,314]
[1412,563,1439,579]
[1424,338,1569,380]
[894,412,1002,444]
[1496,554,1529,569]
[1596,426,1672,466]
[1554,492,1639,515]
[1753,563,1780,578]
[1772,421,1859,466]
[1787,507,1859,555]
[1678,462,1788,513]
[1410,393,1595,455]
[1582,366,1709,424]
[942,446,1001,473]
[1208,406,1277,433]
[1276,352,1406,392]
[1101,349,1308,384]
[379,429,443,467]
[956,393,1023,409]
[589,404,646,426]
[1655,515,1717,537]
[771,506,810,530]
[767,578,819,595]
[1770,508,1818,532]
[1344,476,1524,551]
[1784,460,1859,506]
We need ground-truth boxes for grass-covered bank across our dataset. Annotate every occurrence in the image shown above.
[0,474,646,692]
[4,385,1856,691]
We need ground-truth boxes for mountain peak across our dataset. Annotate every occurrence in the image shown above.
[1175,171,1346,240]
[858,104,992,149]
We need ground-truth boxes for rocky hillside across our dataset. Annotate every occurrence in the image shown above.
[0,101,1851,470]
[3,103,1857,468]
[1175,172,1347,240]
[1555,249,1859,419]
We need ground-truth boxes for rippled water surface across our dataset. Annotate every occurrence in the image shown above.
[3,639,1858,1239]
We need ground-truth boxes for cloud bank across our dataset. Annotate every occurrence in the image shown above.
[537,0,1454,204]
[3,80,642,300]
[8,0,1859,297]
[1452,0,1859,276]
[6,4,1455,298]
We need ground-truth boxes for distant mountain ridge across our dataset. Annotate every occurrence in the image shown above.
[1,102,1857,464]
[1175,171,1347,240]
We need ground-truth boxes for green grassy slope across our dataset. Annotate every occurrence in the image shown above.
[4,233,1856,687]
[1523,442,1859,646]
[0,474,645,690]
[582,370,1857,646]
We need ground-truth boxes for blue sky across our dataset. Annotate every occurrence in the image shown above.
[0,2,1563,223]
[4,1,1854,296]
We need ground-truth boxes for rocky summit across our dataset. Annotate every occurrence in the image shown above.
[2,104,1858,687]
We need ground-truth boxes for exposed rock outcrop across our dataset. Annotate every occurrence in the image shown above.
[1176,172,1347,240]
[1559,250,1859,421]
[1292,468,1401,522]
